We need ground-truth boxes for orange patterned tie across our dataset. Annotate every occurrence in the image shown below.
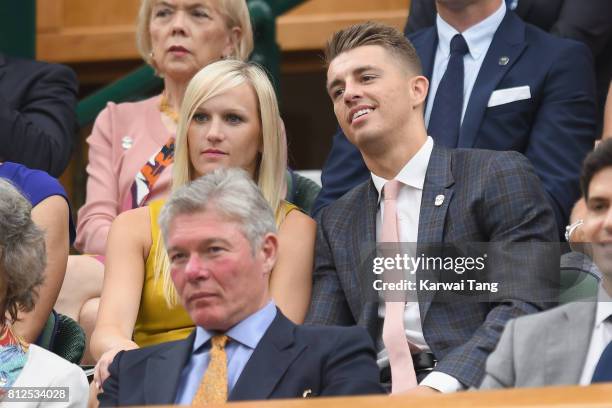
[192,335,229,405]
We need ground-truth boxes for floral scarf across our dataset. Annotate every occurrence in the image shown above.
[0,324,28,391]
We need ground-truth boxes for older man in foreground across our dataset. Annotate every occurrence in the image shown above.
[99,168,384,406]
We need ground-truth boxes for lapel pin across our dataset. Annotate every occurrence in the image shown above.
[434,195,445,207]
[498,56,510,66]
[121,136,134,150]
[302,389,313,398]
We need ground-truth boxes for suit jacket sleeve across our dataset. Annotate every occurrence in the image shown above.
[432,152,558,387]
[98,350,124,407]
[74,105,120,254]
[479,318,517,389]
[0,62,77,177]
[404,0,437,35]
[523,39,597,231]
[321,326,385,396]
[311,129,369,217]
[305,208,356,326]
[550,0,612,59]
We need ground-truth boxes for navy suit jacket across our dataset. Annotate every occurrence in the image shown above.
[404,0,612,117]
[0,53,78,177]
[307,145,558,387]
[99,310,384,406]
[312,11,597,236]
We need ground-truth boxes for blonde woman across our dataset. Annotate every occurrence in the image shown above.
[56,0,253,359]
[91,60,315,389]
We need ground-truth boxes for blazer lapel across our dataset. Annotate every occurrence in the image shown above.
[230,311,306,400]
[417,146,454,318]
[350,181,381,337]
[144,332,196,405]
[459,11,527,148]
[544,302,597,384]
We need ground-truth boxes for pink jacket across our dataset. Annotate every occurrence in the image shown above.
[75,95,173,254]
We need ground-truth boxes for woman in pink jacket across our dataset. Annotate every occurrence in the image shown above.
[55,0,253,362]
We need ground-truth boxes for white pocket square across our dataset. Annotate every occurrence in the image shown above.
[487,85,531,107]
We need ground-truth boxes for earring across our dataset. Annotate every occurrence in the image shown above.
[149,51,155,60]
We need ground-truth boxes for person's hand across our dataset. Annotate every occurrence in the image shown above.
[93,343,138,391]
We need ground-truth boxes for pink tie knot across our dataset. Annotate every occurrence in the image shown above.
[384,180,401,201]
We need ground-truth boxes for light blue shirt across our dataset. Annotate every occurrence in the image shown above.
[173,301,277,405]
[424,0,506,127]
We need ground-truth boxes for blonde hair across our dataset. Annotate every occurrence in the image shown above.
[155,59,287,304]
[136,0,254,66]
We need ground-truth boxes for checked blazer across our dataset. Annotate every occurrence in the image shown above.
[306,145,558,388]
[311,10,597,237]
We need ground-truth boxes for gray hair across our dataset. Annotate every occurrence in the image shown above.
[0,179,46,325]
[159,167,277,255]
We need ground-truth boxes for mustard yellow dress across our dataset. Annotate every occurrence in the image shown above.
[132,198,298,347]
[133,199,193,347]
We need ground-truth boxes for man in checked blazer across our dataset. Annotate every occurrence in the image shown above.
[311,0,598,240]
[306,22,558,394]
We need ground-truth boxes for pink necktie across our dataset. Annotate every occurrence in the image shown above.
[381,180,417,393]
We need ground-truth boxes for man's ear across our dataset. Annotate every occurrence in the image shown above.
[259,233,279,275]
[410,75,429,110]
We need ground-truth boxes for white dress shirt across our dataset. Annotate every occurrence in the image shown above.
[579,286,612,385]
[371,137,462,392]
[424,0,506,128]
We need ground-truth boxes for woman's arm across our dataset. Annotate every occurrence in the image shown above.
[75,106,120,255]
[269,210,316,324]
[13,195,69,343]
[90,207,151,386]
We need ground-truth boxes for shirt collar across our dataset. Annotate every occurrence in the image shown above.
[595,285,612,327]
[436,0,506,60]
[193,301,277,352]
[371,136,434,204]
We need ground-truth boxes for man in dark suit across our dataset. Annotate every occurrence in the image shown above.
[405,0,612,121]
[312,0,598,238]
[98,168,384,406]
[0,52,78,177]
[307,22,558,394]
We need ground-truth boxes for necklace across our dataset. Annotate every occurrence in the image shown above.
[159,93,179,123]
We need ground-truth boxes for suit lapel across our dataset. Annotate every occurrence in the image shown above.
[544,302,597,384]
[230,311,306,401]
[418,146,454,318]
[348,181,380,338]
[144,332,195,405]
[459,11,527,148]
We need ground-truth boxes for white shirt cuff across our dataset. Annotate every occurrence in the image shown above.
[419,372,464,393]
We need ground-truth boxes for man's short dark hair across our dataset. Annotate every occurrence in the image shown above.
[325,21,422,74]
[580,139,612,199]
